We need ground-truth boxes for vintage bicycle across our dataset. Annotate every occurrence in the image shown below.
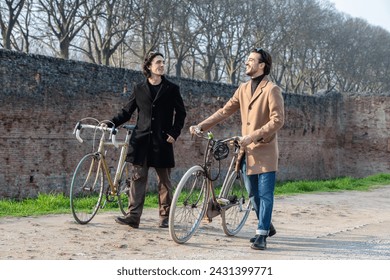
[70,118,135,224]
[169,129,252,244]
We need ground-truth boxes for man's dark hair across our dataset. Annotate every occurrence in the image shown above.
[143,51,164,78]
[251,48,272,75]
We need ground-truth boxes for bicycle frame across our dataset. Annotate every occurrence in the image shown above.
[75,122,135,196]
[198,133,241,206]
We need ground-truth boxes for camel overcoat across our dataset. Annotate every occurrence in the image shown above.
[198,76,284,175]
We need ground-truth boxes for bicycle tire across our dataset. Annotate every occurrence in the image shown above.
[117,162,130,215]
[70,153,104,224]
[221,170,251,236]
[169,165,209,244]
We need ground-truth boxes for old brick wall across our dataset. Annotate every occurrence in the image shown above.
[341,93,390,177]
[1,49,389,199]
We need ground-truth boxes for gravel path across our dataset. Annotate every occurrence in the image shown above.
[1,186,389,260]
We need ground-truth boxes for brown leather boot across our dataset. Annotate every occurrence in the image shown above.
[115,215,140,228]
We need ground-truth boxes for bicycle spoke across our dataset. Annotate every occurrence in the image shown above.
[169,166,209,244]
[117,162,131,215]
[221,171,251,236]
[70,154,104,224]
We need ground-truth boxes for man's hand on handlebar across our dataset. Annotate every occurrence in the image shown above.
[239,135,253,147]
[189,125,202,135]
[100,123,108,129]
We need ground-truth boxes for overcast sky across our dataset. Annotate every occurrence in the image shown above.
[330,0,390,31]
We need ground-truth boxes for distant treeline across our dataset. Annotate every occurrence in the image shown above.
[1,0,389,94]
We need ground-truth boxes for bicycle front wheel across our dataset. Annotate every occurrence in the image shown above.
[117,162,131,216]
[70,153,104,224]
[221,171,251,236]
[169,165,209,244]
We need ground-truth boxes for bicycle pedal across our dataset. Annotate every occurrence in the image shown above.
[216,198,230,206]
[227,195,238,204]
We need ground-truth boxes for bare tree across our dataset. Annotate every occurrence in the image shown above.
[271,0,319,93]
[13,0,34,52]
[0,0,26,49]
[128,0,172,63]
[77,0,136,66]
[191,0,228,81]
[35,0,96,59]
[368,27,390,92]
[1,0,389,94]
[218,0,252,85]
[330,18,375,92]
[163,0,201,77]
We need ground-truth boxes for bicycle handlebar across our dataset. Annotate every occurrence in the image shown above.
[73,122,120,148]
[192,129,242,144]
[220,136,242,144]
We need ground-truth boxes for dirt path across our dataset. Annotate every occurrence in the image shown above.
[1,186,389,260]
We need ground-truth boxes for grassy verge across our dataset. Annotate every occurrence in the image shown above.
[274,173,390,195]
[1,173,389,218]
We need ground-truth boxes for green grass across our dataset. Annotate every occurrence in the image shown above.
[1,173,389,218]
[0,193,71,217]
[274,173,390,195]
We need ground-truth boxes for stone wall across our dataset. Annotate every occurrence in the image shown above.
[1,49,389,199]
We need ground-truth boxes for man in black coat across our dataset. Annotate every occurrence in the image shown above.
[110,51,186,228]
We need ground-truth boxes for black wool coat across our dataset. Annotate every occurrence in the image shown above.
[111,76,186,168]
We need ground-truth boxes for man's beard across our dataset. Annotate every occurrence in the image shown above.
[246,68,254,77]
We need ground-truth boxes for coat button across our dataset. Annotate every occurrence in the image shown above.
[247,122,250,125]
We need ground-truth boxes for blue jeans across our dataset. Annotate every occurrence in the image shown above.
[241,158,275,236]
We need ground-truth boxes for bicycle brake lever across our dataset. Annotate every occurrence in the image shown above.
[110,127,119,148]
[73,121,81,135]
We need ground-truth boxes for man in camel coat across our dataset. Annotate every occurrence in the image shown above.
[191,48,284,250]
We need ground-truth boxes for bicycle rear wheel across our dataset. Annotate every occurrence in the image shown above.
[117,162,131,216]
[169,165,209,244]
[221,171,251,236]
[70,153,104,224]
